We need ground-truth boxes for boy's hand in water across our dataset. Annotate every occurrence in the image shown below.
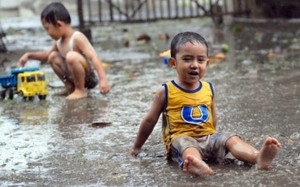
[130,148,141,156]
[99,79,110,94]
[18,53,29,67]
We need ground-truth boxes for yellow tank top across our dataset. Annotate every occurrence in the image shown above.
[162,80,217,153]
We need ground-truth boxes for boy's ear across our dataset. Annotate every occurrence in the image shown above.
[206,58,210,66]
[56,20,63,27]
[168,57,176,69]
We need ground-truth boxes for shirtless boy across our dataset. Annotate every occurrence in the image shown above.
[19,2,110,100]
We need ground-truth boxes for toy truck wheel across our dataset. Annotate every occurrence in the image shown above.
[18,91,26,100]
[38,95,47,100]
[0,90,5,100]
[7,89,14,100]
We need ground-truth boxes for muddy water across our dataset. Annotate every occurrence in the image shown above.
[1,19,300,186]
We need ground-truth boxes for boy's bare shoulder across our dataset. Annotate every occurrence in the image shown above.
[73,31,89,42]
[72,31,93,52]
[154,85,167,100]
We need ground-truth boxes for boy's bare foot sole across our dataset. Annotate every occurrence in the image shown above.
[257,137,280,170]
[53,88,73,96]
[66,90,88,100]
[183,155,214,176]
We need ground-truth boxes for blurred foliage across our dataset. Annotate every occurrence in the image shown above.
[231,25,243,33]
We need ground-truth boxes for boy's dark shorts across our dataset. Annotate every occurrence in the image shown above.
[63,58,98,89]
[171,132,239,166]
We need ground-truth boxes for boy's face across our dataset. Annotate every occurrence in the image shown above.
[169,42,209,85]
[41,19,62,40]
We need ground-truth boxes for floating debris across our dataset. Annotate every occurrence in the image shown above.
[89,121,112,128]
[221,43,229,53]
[267,52,281,60]
[136,33,151,43]
[159,33,170,41]
[210,52,226,63]
[159,49,170,57]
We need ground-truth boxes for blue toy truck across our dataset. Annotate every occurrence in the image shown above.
[0,67,48,100]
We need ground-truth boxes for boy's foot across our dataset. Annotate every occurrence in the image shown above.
[53,88,73,96]
[257,137,281,170]
[183,155,214,176]
[66,89,87,100]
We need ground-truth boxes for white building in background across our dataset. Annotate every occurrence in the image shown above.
[0,0,77,18]
[0,0,32,18]
[0,0,23,9]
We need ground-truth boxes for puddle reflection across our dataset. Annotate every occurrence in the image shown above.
[0,19,300,186]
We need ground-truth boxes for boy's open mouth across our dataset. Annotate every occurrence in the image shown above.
[189,71,199,76]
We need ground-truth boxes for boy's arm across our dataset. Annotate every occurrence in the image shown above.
[74,33,109,93]
[131,86,166,156]
[211,98,217,129]
[18,43,57,66]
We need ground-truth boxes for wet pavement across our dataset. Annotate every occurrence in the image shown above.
[0,19,300,186]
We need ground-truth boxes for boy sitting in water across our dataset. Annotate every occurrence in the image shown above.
[18,2,110,100]
[130,32,280,175]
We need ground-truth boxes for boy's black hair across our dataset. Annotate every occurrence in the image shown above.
[170,32,208,58]
[41,2,71,25]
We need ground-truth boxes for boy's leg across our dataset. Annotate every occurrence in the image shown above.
[171,136,214,176]
[182,147,214,175]
[65,51,89,100]
[48,51,74,95]
[226,136,280,170]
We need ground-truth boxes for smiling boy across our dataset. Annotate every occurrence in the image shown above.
[131,32,280,176]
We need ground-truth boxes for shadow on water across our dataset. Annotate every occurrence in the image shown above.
[0,19,300,186]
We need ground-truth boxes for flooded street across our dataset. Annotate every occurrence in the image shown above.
[0,19,300,186]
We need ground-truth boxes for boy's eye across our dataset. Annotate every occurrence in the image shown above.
[183,56,192,61]
[183,58,191,61]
